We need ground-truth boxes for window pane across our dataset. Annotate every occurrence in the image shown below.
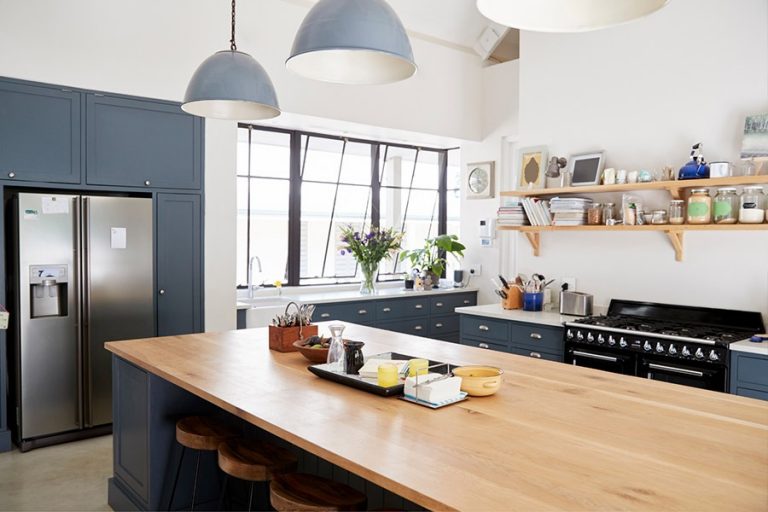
[411,150,440,189]
[380,146,417,187]
[249,178,290,285]
[339,141,373,185]
[301,136,344,182]
[380,188,439,275]
[446,188,461,279]
[249,130,291,179]
[447,149,461,189]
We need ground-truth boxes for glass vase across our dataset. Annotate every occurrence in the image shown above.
[359,261,378,295]
[326,324,345,373]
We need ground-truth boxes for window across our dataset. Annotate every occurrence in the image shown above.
[237,125,460,287]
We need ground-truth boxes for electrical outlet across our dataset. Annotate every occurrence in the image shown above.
[468,264,482,277]
[563,277,576,291]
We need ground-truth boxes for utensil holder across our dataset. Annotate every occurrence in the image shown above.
[501,288,522,310]
[523,292,544,312]
[269,324,318,352]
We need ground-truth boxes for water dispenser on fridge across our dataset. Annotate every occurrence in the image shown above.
[29,265,68,318]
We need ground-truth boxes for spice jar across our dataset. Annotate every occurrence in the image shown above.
[669,200,685,224]
[602,203,616,225]
[651,210,669,225]
[739,186,766,224]
[713,187,739,224]
[687,189,712,224]
[587,203,602,225]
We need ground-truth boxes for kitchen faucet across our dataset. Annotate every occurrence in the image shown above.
[247,256,263,298]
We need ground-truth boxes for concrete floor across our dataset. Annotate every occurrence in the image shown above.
[0,435,112,511]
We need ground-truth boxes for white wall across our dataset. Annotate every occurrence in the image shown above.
[0,0,485,331]
[513,0,768,317]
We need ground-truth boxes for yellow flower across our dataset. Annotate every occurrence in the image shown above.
[274,280,283,288]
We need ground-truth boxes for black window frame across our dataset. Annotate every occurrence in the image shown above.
[237,123,458,288]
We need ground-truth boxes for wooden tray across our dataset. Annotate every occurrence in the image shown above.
[307,352,452,397]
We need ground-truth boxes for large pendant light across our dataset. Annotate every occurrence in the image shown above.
[286,0,417,85]
[182,0,280,120]
[476,0,670,33]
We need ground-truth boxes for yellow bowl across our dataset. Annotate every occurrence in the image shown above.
[452,366,503,396]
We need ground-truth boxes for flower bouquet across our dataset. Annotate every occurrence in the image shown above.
[339,226,404,295]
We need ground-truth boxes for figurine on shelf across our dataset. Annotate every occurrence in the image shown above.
[678,142,710,180]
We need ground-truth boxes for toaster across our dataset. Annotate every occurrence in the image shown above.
[560,291,593,316]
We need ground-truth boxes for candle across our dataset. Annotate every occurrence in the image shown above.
[408,358,429,377]
[377,363,399,387]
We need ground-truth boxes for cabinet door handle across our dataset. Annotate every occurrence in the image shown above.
[414,304,423,309]
[435,323,443,328]
[530,333,542,340]
[144,180,151,186]
[478,325,489,331]
[8,171,16,179]
[529,352,542,359]
[479,343,489,349]
[382,307,391,313]
[414,325,423,331]
[320,313,331,318]
[158,289,165,296]
[463,300,471,305]
[358,309,367,315]
[435,302,444,307]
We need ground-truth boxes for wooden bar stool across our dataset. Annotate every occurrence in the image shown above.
[217,438,299,511]
[168,416,238,511]
[270,473,368,512]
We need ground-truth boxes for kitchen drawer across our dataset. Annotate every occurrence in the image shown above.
[377,318,428,336]
[732,352,768,389]
[375,297,429,321]
[733,386,768,401]
[509,346,563,363]
[461,338,508,353]
[430,293,477,315]
[510,323,564,353]
[460,316,509,343]
[313,301,374,325]
[429,314,460,337]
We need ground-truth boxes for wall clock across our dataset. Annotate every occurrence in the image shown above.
[466,161,495,199]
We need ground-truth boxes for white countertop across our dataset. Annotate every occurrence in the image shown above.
[455,303,575,327]
[730,339,768,356]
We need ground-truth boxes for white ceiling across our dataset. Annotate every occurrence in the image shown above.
[284,0,492,51]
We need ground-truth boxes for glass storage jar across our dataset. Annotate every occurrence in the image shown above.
[739,186,766,224]
[602,203,616,225]
[687,189,712,224]
[713,187,739,224]
[668,200,685,224]
[651,210,669,225]
[587,203,602,225]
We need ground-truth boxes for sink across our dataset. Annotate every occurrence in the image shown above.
[238,296,294,308]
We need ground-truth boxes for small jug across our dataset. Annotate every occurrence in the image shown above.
[344,340,365,375]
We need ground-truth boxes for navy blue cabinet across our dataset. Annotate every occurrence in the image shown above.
[0,80,81,184]
[730,350,768,401]
[156,194,203,336]
[86,95,202,190]
[460,314,564,362]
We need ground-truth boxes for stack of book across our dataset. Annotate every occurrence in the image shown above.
[497,200,529,227]
[549,197,592,226]
[519,197,552,226]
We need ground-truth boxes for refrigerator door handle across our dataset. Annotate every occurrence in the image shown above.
[82,197,92,427]
[73,197,83,428]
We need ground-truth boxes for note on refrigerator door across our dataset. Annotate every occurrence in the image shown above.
[110,227,127,249]
[41,196,70,214]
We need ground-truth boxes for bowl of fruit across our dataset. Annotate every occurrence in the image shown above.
[292,335,332,364]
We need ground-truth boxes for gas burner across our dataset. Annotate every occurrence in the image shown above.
[660,330,680,336]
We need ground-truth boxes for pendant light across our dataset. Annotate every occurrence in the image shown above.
[476,0,670,33]
[182,0,280,120]
[286,0,417,85]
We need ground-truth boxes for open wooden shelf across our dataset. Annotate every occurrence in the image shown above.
[500,175,768,199]
[497,224,768,261]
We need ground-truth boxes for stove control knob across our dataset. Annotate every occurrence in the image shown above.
[643,340,652,352]
[587,333,595,342]
[567,329,574,340]
[597,334,605,344]
[668,344,678,355]
[577,331,584,341]
[608,335,616,346]
[656,342,665,353]
[619,337,628,348]
[682,346,691,357]
[709,350,719,361]
[695,348,705,360]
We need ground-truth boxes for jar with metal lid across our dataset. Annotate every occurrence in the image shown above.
[713,187,739,224]
[739,186,766,224]
[651,210,669,225]
[687,189,712,224]
[668,200,685,225]
[602,203,616,225]
[587,203,602,225]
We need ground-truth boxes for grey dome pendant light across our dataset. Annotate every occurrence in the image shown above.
[286,0,416,85]
[477,0,670,33]
[182,0,280,120]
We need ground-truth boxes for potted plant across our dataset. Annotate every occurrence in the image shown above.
[400,234,466,290]
[339,226,404,295]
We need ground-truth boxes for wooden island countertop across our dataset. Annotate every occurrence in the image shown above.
[106,322,768,511]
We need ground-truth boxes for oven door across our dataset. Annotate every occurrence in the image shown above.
[567,346,635,375]
[639,357,726,392]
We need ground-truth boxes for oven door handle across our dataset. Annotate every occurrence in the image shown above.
[647,363,704,377]
[572,350,618,362]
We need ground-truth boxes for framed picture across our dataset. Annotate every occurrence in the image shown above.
[466,161,495,199]
[741,113,768,159]
[517,146,548,190]
[569,151,605,186]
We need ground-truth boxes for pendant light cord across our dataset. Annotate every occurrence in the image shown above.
[230,0,237,51]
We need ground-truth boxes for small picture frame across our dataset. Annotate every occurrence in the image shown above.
[517,146,548,190]
[466,161,495,199]
[569,152,605,186]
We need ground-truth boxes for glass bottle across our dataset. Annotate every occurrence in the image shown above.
[587,203,602,225]
[668,200,685,225]
[713,187,739,224]
[326,324,346,372]
[602,203,616,225]
[739,186,766,224]
[687,189,712,224]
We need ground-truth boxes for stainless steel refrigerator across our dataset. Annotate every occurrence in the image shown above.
[9,192,154,450]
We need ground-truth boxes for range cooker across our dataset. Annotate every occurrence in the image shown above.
[563,300,765,392]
